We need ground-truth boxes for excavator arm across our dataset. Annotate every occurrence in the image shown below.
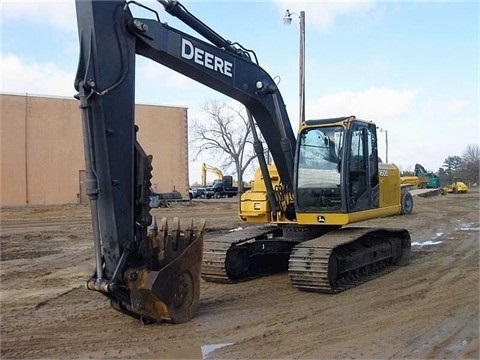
[201,163,224,186]
[76,0,296,188]
[74,0,296,322]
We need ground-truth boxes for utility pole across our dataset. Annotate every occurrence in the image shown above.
[284,10,306,126]
[299,11,305,126]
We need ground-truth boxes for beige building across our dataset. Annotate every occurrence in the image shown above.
[0,93,189,207]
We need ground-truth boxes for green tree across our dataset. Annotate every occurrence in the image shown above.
[437,167,450,186]
[442,155,463,176]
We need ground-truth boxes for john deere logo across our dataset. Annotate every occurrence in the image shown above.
[317,215,326,223]
[181,38,233,77]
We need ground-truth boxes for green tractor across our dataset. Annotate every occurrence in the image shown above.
[414,164,441,189]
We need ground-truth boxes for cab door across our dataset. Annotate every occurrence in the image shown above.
[346,123,379,211]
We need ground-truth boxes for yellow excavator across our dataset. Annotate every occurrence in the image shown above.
[202,117,412,292]
[75,0,413,323]
[201,163,223,187]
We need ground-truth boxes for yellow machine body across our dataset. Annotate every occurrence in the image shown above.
[239,117,406,227]
[239,162,402,226]
[443,178,469,194]
[211,117,412,292]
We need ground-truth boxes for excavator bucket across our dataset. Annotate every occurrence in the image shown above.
[124,217,205,323]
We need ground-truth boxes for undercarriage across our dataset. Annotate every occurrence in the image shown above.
[202,225,411,292]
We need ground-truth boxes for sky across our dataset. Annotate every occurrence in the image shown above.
[1,0,479,185]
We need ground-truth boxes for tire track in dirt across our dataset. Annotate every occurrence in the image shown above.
[1,192,478,359]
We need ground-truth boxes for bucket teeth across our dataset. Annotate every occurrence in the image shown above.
[125,217,205,323]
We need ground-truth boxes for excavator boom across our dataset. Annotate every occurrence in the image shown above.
[201,163,223,186]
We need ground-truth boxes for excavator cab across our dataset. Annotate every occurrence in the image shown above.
[295,117,380,215]
[293,117,409,225]
[240,116,403,226]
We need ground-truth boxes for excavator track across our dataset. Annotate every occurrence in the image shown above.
[202,225,294,283]
[289,227,411,293]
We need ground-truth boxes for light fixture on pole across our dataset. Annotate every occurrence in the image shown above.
[283,9,305,126]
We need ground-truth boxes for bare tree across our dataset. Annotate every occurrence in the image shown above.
[190,99,260,193]
[460,144,480,185]
[439,145,480,186]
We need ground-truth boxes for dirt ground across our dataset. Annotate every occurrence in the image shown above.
[1,191,479,359]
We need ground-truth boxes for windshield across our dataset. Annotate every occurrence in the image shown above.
[296,126,344,211]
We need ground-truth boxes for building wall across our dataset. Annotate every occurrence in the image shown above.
[0,94,189,207]
[136,104,189,196]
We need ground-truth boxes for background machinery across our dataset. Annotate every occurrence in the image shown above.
[401,163,441,190]
[200,163,238,198]
[443,177,469,194]
[414,164,441,189]
[75,0,412,323]
[205,175,238,198]
[201,163,223,187]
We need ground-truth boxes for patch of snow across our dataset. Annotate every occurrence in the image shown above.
[412,240,443,247]
[202,342,234,359]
